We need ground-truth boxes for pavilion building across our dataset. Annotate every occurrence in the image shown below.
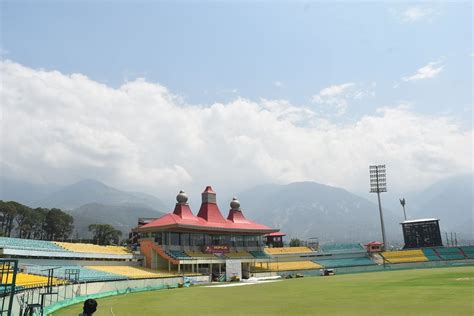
[135,186,278,279]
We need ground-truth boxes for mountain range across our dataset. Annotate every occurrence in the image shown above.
[0,178,166,238]
[0,174,472,243]
[237,182,402,244]
[237,174,473,244]
[407,174,473,241]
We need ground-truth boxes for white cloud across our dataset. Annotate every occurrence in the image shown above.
[312,82,374,116]
[399,6,439,23]
[402,61,444,82]
[273,81,283,88]
[1,60,471,200]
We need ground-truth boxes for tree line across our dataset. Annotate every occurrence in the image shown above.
[0,200,74,240]
[0,200,123,245]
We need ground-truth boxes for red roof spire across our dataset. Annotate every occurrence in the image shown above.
[203,186,215,194]
[197,186,227,223]
[138,186,279,234]
[227,197,248,223]
[173,190,195,220]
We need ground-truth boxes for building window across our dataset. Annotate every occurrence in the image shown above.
[211,235,220,246]
[181,233,190,246]
[245,235,258,247]
[191,234,204,246]
[234,235,244,247]
[154,233,162,245]
[170,232,180,245]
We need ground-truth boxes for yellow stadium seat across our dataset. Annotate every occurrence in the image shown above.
[264,247,314,255]
[85,266,199,278]
[253,261,321,271]
[1,272,64,288]
[225,251,254,259]
[54,242,131,255]
[381,250,428,263]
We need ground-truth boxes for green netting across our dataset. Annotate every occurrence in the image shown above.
[44,284,177,315]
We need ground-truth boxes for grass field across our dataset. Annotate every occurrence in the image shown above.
[53,266,474,316]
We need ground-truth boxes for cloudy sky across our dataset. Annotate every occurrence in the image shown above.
[1,1,472,203]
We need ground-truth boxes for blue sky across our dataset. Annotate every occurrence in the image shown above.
[0,1,472,200]
[2,1,472,124]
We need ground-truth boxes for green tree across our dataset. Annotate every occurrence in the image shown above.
[289,238,302,247]
[88,224,122,245]
[15,203,34,238]
[31,208,48,240]
[0,201,18,237]
[44,208,74,240]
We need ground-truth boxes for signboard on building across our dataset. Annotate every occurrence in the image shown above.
[226,259,242,281]
[203,245,230,253]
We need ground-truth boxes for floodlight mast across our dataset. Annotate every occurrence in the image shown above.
[399,198,407,220]
[369,165,388,251]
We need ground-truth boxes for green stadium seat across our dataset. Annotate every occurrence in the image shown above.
[167,250,189,260]
[422,248,441,261]
[25,265,125,282]
[0,237,69,252]
[460,246,474,259]
[434,247,465,260]
[249,250,268,258]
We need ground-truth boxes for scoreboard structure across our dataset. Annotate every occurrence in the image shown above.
[401,218,442,249]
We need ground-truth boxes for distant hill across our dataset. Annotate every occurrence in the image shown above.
[0,177,59,206]
[408,173,473,241]
[37,179,167,211]
[237,182,402,244]
[68,203,165,238]
[1,178,168,239]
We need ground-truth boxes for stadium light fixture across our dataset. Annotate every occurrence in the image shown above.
[369,164,388,251]
[399,198,407,220]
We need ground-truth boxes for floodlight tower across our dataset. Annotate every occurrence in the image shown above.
[399,198,407,220]
[369,165,388,251]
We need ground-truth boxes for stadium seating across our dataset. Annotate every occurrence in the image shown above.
[225,251,254,259]
[264,247,313,255]
[320,243,365,254]
[460,246,474,259]
[184,251,217,258]
[0,237,68,252]
[249,250,268,258]
[422,248,441,261]
[24,265,125,282]
[1,272,64,288]
[381,250,428,264]
[54,242,131,255]
[85,266,188,278]
[314,257,375,268]
[254,261,321,271]
[434,247,465,260]
[167,250,190,260]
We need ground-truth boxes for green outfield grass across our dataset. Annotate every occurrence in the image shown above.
[53,266,474,316]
